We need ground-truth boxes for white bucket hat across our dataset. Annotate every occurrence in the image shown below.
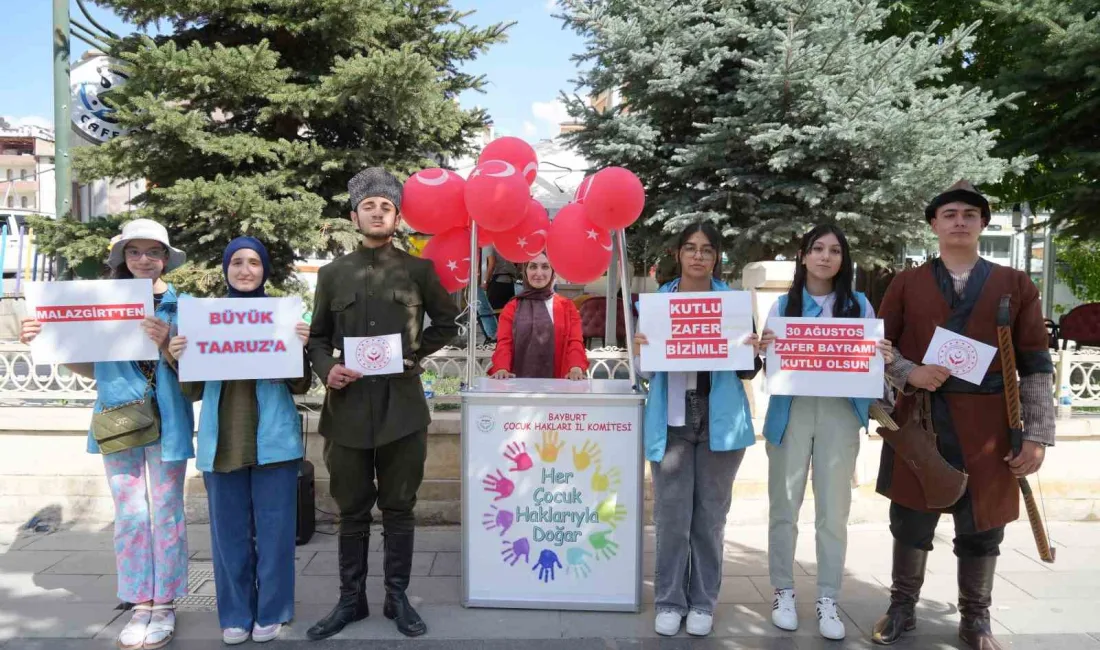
[107,219,186,272]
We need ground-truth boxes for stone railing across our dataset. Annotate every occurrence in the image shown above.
[1058,349,1100,409]
[0,342,634,405]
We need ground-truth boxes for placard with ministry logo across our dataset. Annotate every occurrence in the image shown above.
[638,291,755,372]
[921,327,996,386]
[344,334,404,376]
[463,398,642,610]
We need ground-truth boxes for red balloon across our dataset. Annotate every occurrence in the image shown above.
[494,199,550,263]
[465,160,530,232]
[583,167,645,230]
[546,203,612,284]
[401,169,468,234]
[422,227,472,293]
[573,174,595,203]
[478,137,538,185]
[475,222,495,248]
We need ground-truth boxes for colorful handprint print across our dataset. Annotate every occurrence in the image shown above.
[501,537,531,566]
[535,429,565,463]
[572,439,602,471]
[596,496,627,529]
[482,505,514,536]
[589,529,620,561]
[565,547,593,578]
[482,469,515,501]
[591,465,622,493]
[504,441,533,472]
[533,549,563,583]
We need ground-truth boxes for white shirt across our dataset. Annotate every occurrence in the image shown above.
[765,292,875,321]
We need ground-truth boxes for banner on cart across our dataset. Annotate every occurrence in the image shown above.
[765,317,885,398]
[638,291,755,372]
[177,296,303,382]
[464,402,641,609]
[25,279,157,364]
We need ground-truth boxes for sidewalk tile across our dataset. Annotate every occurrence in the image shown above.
[560,605,658,639]
[0,602,123,640]
[431,551,461,576]
[0,551,70,573]
[1000,571,1100,599]
[294,575,461,606]
[992,600,1100,635]
[16,531,114,552]
[0,573,103,602]
[284,604,563,640]
[41,551,117,575]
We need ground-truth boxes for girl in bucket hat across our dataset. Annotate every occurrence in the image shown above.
[21,218,194,650]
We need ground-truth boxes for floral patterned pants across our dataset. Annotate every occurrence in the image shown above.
[102,443,189,604]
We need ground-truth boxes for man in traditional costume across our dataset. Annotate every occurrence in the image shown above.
[871,181,1055,650]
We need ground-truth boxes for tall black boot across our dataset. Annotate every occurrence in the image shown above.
[306,532,369,641]
[382,532,427,637]
[958,556,1003,650]
[871,541,928,645]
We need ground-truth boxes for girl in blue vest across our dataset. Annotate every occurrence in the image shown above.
[21,219,194,650]
[167,237,311,645]
[758,225,894,640]
[633,221,762,637]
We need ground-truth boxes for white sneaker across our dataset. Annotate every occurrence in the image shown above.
[686,610,713,636]
[252,622,282,643]
[816,597,846,640]
[654,610,682,636]
[771,588,798,631]
[222,627,249,645]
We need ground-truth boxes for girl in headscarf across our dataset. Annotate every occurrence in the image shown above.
[488,251,588,380]
[167,237,311,645]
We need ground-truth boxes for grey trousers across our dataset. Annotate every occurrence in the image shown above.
[651,421,746,616]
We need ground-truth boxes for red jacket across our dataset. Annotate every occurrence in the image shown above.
[488,293,589,379]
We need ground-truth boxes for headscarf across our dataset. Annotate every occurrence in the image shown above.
[510,261,556,378]
[222,236,271,298]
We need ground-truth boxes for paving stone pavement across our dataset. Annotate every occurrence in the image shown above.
[1,521,1099,648]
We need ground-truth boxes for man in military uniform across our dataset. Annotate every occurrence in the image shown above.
[306,168,459,640]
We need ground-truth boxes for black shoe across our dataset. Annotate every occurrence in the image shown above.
[871,541,928,645]
[382,532,427,637]
[306,532,370,641]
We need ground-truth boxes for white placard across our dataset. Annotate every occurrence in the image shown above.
[921,327,997,386]
[464,402,641,609]
[765,317,885,398]
[638,291,755,372]
[177,297,303,382]
[26,279,157,364]
[344,334,404,376]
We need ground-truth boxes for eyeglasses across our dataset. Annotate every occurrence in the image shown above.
[125,247,168,261]
[681,244,717,260]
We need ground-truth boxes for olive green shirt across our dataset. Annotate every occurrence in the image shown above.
[307,242,460,449]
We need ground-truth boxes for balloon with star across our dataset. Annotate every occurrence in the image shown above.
[401,168,469,234]
[546,203,612,284]
[465,159,530,233]
[493,198,550,264]
[422,227,473,293]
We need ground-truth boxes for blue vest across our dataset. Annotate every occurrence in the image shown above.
[761,289,873,445]
[642,278,756,462]
[195,379,303,473]
[89,285,195,461]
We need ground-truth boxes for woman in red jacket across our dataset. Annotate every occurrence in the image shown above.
[488,252,588,380]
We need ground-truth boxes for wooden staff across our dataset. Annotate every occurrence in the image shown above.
[997,296,1056,563]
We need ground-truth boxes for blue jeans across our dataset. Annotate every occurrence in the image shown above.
[204,462,299,629]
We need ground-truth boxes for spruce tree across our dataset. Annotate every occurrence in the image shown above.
[559,0,1029,267]
[35,0,509,292]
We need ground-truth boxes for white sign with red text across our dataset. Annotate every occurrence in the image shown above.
[638,291,755,372]
[766,317,886,398]
[344,334,404,376]
[177,296,303,382]
[26,279,157,364]
[921,327,996,386]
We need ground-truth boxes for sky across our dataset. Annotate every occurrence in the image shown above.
[0,0,588,143]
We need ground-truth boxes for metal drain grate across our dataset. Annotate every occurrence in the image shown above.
[175,566,217,612]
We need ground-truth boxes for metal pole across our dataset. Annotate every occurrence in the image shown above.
[605,239,618,346]
[616,229,637,388]
[466,223,479,389]
[1042,221,1056,319]
[53,0,72,220]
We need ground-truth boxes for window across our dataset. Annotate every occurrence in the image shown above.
[979,237,1011,257]
[19,169,27,181]
[4,169,11,180]
[6,196,12,208]
[20,196,28,208]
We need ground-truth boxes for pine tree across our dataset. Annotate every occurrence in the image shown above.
[559,0,1029,267]
[35,0,509,293]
